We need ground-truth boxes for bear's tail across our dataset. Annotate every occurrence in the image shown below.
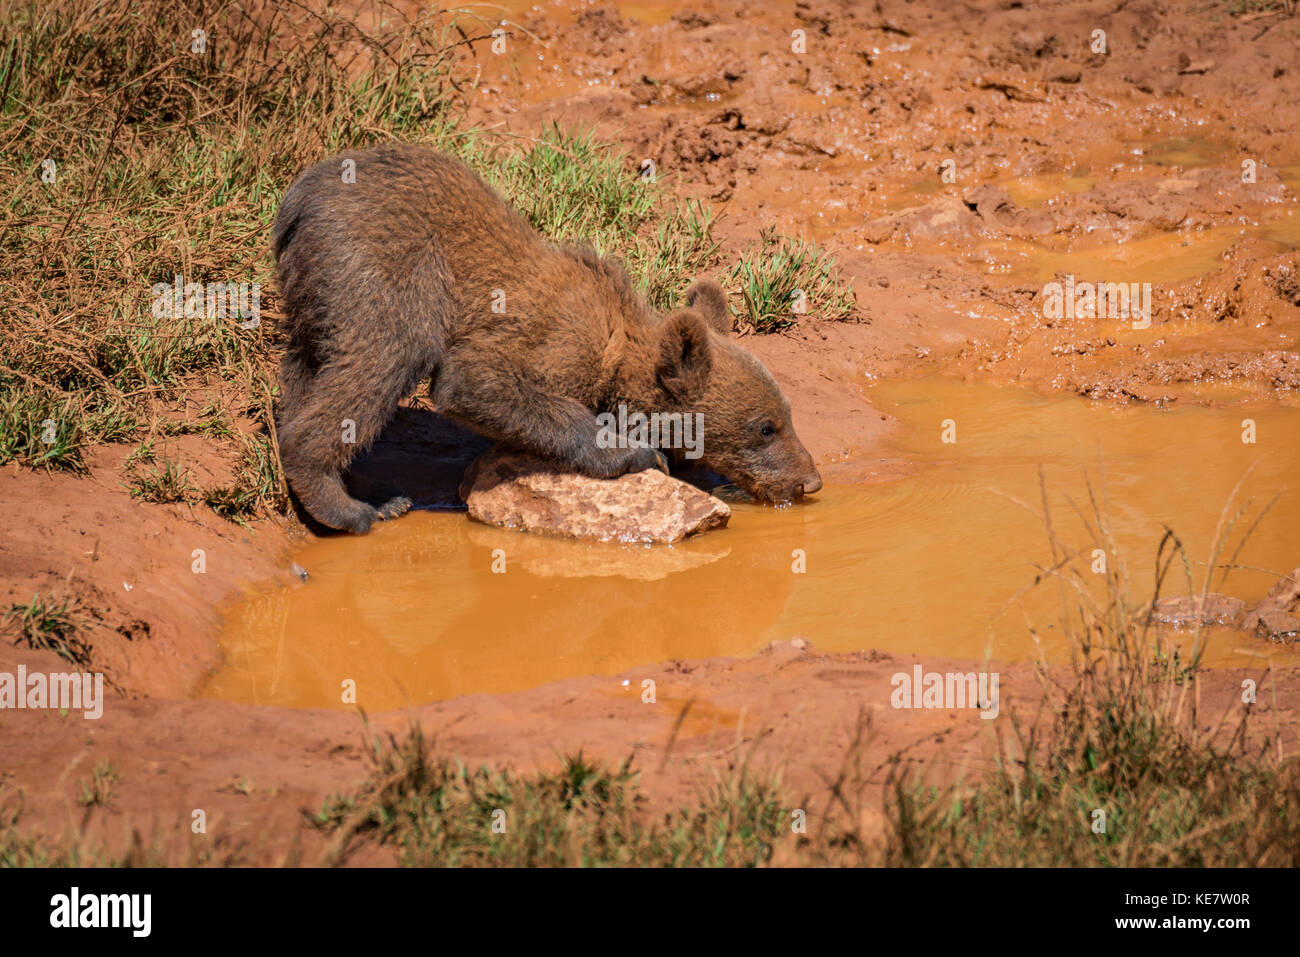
[270,180,309,262]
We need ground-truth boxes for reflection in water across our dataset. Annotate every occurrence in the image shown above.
[203,379,1300,709]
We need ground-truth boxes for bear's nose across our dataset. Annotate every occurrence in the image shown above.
[800,471,823,495]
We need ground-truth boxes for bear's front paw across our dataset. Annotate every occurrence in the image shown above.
[622,446,670,476]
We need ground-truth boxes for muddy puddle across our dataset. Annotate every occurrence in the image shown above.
[202,379,1300,710]
[970,208,1300,285]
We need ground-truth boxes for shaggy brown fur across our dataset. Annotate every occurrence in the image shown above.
[272,144,821,533]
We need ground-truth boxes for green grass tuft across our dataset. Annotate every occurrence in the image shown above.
[2,591,92,667]
[313,724,787,867]
[724,228,857,333]
[126,459,196,504]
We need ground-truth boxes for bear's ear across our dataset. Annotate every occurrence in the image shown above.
[657,310,714,402]
[684,279,732,335]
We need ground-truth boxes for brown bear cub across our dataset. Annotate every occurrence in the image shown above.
[272,144,822,533]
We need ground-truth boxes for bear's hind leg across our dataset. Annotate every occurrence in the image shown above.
[277,357,426,533]
[276,346,319,427]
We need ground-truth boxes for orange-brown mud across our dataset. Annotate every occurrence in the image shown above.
[4,0,1300,862]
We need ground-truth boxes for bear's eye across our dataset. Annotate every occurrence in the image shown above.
[760,423,776,438]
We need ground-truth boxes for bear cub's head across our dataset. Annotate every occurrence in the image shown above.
[651,280,822,504]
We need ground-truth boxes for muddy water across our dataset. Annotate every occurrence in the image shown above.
[202,380,1300,710]
[972,208,1300,286]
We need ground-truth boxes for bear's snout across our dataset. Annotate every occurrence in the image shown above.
[789,443,821,497]
[751,451,821,503]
